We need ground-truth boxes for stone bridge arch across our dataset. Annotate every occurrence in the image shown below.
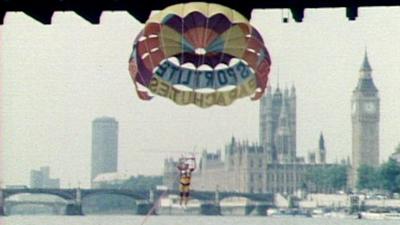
[2,189,75,201]
[79,189,151,215]
[218,192,274,202]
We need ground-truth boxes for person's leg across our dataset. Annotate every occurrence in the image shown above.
[179,184,184,206]
[180,191,184,206]
[184,191,190,205]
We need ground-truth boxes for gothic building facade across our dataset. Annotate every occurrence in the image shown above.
[163,52,378,194]
[163,83,333,194]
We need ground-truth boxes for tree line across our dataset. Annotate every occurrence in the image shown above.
[302,158,400,195]
[303,164,348,193]
[357,158,400,194]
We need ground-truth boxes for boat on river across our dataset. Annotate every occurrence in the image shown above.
[266,208,311,217]
[360,208,400,220]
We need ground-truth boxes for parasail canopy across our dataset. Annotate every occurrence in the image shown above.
[128,2,271,108]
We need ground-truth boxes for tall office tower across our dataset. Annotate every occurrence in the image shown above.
[91,117,118,187]
[350,51,380,190]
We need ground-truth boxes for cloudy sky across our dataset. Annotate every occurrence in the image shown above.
[1,6,399,188]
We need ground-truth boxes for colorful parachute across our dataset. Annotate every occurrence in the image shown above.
[128,2,271,108]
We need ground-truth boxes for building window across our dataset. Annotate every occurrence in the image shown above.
[258,159,263,168]
[250,159,254,168]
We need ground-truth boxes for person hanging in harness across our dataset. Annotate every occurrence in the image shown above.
[177,155,196,207]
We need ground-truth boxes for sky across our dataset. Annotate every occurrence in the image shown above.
[1,7,399,188]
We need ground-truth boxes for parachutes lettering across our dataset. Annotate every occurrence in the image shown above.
[129,2,271,107]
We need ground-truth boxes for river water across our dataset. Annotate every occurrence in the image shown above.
[1,216,400,225]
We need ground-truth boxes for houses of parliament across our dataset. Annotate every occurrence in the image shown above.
[163,52,379,194]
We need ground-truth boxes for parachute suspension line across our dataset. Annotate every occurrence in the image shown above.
[158,17,166,64]
[200,4,210,66]
[139,190,167,225]
[180,4,185,66]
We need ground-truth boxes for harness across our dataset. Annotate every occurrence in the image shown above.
[180,176,191,186]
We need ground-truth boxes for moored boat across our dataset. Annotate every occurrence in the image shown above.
[360,208,400,220]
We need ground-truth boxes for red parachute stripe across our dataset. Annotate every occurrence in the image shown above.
[144,23,161,36]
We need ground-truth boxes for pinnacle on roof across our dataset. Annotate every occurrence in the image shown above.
[284,86,289,98]
[319,132,325,150]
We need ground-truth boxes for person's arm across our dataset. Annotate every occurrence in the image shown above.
[178,162,189,171]
[190,158,196,171]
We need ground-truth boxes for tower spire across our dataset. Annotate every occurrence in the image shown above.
[354,49,377,94]
[277,66,280,89]
[360,48,372,74]
[319,132,325,150]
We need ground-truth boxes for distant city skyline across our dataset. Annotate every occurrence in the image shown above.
[1,7,400,188]
[30,166,60,189]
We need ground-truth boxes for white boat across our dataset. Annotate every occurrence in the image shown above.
[311,208,324,218]
[383,212,400,220]
[360,208,400,220]
[323,211,350,219]
[267,208,310,217]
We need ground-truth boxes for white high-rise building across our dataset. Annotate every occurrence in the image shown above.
[91,117,118,187]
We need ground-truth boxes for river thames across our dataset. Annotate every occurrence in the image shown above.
[1,216,400,225]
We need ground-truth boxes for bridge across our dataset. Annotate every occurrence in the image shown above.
[0,188,274,216]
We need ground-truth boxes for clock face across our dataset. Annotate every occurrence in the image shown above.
[364,102,376,113]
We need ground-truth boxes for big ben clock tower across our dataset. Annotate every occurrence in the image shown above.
[350,51,380,190]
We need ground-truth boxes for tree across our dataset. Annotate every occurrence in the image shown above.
[326,165,347,190]
[304,165,348,193]
[97,175,163,190]
[121,175,163,190]
[357,164,380,190]
[380,159,400,194]
[395,143,400,154]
